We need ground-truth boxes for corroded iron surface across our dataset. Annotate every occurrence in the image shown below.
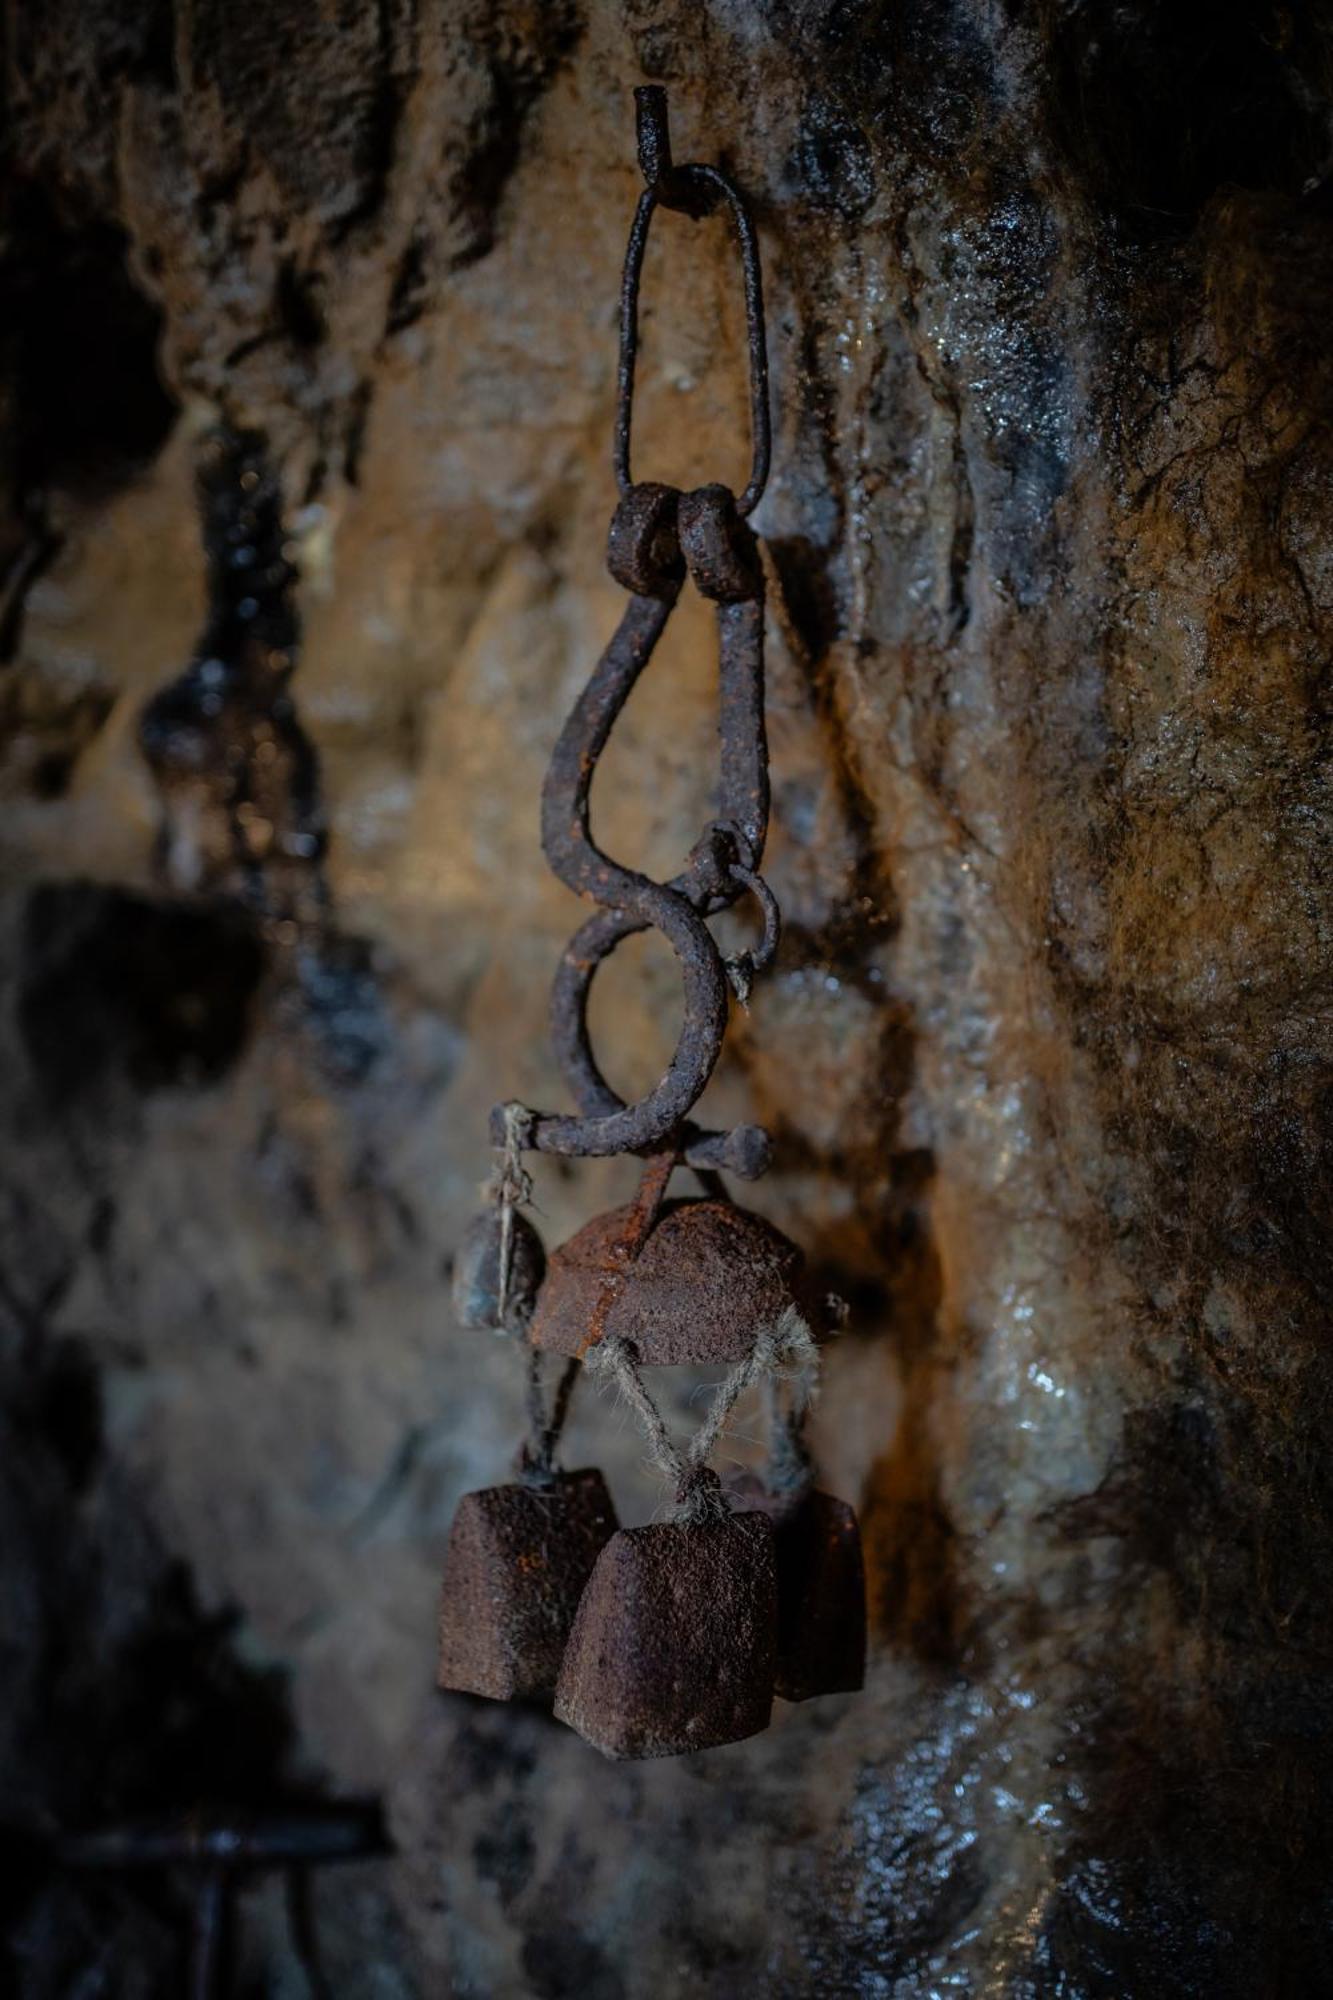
[616,89,771,519]
[529,1197,807,1365]
[488,92,779,1173]
[493,483,773,1172]
[437,1470,618,1703]
[726,1475,866,1701]
[554,1511,777,1759]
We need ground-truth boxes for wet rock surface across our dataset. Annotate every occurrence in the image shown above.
[3,2,1332,1993]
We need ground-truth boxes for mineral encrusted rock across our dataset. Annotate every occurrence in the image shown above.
[3,2,1333,1993]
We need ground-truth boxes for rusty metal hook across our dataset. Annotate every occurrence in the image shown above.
[615,86,770,518]
[498,484,774,1175]
[489,92,778,1179]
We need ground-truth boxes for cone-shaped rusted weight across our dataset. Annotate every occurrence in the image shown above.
[724,1472,866,1700]
[770,1489,866,1702]
[553,1510,777,1757]
[530,1198,806,1365]
[437,1469,617,1702]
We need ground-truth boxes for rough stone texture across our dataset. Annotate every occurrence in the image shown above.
[3,1,1333,1993]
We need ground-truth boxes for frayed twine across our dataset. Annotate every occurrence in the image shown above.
[589,1305,819,1525]
[764,1341,818,1498]
[486,1101,535,1333]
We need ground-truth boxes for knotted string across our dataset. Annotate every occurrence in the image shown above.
[485,1104,581,1486]
[761,1290,843,1499]
[519,1346,582,1488]
[589,1305,818,1524]
[763,1343,818,1499]
[487,1101,535,1330]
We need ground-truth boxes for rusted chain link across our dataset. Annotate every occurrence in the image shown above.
[616,86,771,516]
[490,88,779,1178]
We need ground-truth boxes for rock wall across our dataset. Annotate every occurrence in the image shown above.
[3,3,1333,1993]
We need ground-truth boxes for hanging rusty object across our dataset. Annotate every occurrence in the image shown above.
[438,86,865,1761]
[538,1310,818,1758]
[530,1196,811,1365]
[437,1469,618,1702]
[485,87,776,1182]
[729,1475,867,1703]
[554,1506,777,1758]
[731,1364,867,1701]
[772,1489,866,1701]
[451,1203,546,1333]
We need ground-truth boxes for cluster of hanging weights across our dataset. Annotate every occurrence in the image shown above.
[438,1174,867,1758]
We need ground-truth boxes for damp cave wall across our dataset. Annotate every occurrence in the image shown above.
[3,3,1333,1995]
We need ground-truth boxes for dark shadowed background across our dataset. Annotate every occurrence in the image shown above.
[3,2,1333,1994]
